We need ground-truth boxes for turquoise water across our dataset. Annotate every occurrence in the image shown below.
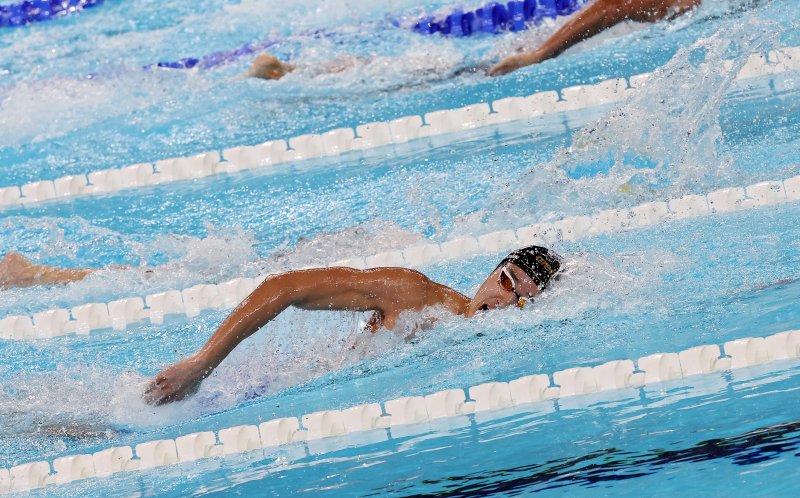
[1,0,800,495]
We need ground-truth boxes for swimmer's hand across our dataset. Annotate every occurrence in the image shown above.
[487,52,543,77]
[143,355,209,406]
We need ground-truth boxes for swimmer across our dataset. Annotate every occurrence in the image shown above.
[0,252,95,288]
[0,252,142,289]
[143,245,563,405]
[247,53,366,80]
[247,52,484,83]
[488,0,702,76]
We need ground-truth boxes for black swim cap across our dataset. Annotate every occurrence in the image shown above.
[496,245,563,290]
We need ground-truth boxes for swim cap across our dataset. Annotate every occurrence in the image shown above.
[496,245,563,290]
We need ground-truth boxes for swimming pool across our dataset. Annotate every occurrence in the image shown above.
[1,0,799,495]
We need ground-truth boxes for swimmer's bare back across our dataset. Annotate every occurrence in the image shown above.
[144,267,470,405]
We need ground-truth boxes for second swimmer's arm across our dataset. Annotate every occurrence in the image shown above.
[0,252,108,289]
[488,0,699,76]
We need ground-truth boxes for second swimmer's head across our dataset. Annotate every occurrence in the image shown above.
[248,54,294,80]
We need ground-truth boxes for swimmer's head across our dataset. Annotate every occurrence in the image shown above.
[248,54,294,80]
[467,245,563,316]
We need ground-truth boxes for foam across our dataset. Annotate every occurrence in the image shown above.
[2,172,799,341]
[1,45,796,212]
[4,328,796,492]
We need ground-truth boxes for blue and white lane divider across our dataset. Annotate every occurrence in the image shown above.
[0,0,103,29]
[0,45,797,212]
[150,0,583,70]
[1,173,798,341]
[1,327,798,493]
[412,0,585,36]
[144,39,280,71]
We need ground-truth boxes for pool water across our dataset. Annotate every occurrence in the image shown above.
[1,0,799,495]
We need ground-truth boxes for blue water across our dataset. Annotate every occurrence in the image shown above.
[1,0,799,495]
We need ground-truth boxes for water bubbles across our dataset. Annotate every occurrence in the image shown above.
[472,8,788,234]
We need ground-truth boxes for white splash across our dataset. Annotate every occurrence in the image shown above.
[470,12,784,233]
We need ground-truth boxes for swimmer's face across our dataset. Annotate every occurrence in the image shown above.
[466,262,541,317]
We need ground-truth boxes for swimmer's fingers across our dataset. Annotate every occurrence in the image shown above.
[142,383,162,404]
[185,381,201,399]
[144,377,197,406]
[143,374,166,393]
[143,358,205,405]
[151,391,172,406]
[143,374,172,405]
[144,385,174,406]
[151,381,197,406]
[486,61,514,77]
[487,55,526,77]
[142,387,158,405]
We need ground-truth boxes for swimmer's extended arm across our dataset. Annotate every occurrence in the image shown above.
[0,252,95,289]
[143,267,464,405]
[248,53,367,80]
[487,0,700,76]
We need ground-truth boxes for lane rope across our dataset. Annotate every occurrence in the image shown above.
[411,0,585,36]
[2,326,797,492]
[1,171,798,341]
[149,1,586,70]
[0,46,796,212]
[0,0,103,29]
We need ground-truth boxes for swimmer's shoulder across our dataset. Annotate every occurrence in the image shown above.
[299,266,432,292]
[357,266,428,279]
[359,267,446,293]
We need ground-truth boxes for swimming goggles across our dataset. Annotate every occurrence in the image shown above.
[499,265,533,309]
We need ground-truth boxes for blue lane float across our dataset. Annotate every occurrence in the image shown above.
[150,1,586,71]
[144,39,281,71]
[148,28,341,72]
[413,0,585,36]
[0,0,103,28]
